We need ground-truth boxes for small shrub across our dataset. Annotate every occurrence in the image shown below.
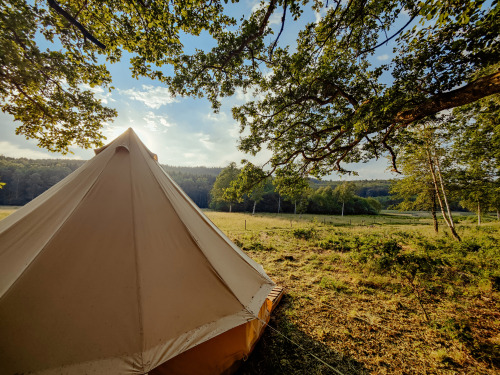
[328,253,341,262]
[292,227,316,240]
[380,239,402,257]
[247,241,264,250]
[317,238,351,252]
[394,253,446,279]
[333,239,351,252]
[455,239,481,253]
[393,230,418,241]
[350,237,403,272]
[244,241,274,251]
[317,239,334,250]
[491,275,500,291]
[436,318,473,344]
[416,239,437,253]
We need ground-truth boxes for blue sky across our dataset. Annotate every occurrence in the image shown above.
[0,0,404,181]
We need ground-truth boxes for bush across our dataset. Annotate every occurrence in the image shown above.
[455,239,482,253]
[317,238,351,252]
[393,253,447,279]
[292,227,316,240]
[350,237,402,269]
[244,241,274,251]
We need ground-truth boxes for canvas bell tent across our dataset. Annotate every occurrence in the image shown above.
[0,128,278,375]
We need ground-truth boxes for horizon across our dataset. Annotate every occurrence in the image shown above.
[0,153,398,182]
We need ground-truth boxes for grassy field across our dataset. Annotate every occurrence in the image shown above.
[1,208,498,374]
[0,206,19,221]
[203,211,500,375]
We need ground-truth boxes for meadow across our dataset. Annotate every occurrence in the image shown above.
[0,206,18,221]
[1,207,498,374]
[203,211,500,375]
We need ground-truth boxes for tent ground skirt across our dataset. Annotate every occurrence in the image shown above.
[150,286,284,375]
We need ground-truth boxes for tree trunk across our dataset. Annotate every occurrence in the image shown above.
[252,201,256,215]
[277,195,281,214]
[426,148,461,241]
[434,155,455,231]
[477,201,481,226]
[341,201,344,217]
[431,192,438,233]
[294,200,297,215]
[229,203,232,213]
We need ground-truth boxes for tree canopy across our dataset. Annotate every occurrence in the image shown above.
[1,0,232,152]
[165,0,500,182]
[1,0,499,180]
[209,162,240,211]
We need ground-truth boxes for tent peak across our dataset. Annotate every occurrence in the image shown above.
[94,128,158,161]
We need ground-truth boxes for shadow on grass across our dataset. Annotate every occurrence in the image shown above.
[470,340,500,369]
[236,296,368,375]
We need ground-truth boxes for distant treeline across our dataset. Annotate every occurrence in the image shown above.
[162,165,222,177]
[161,165,221,208]
[311,179,390,197]
[310,179,401,209]
[0,157,86,205]
[0,156,395,211]
[210,189,385,215]
[0,157,221,208]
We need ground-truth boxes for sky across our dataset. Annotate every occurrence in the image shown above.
[0,0,405,181]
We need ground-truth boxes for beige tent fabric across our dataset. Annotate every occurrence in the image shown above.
[0,128,275,375]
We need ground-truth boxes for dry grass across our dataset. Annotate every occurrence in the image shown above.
[205,211,500,375]
[0,206,19,221]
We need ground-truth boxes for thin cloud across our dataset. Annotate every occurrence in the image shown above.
[0,141,81,159]
[195,132,215,150]
[143,112,174,132]
[377,54,390,61]
[120,85,178,109]
[205,112,228,122]
[234,86,266,102]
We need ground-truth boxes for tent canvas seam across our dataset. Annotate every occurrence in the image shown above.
[128,146,146,372]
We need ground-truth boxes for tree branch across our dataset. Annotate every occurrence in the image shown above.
[220,0,278,68]
[10,80,54,121]
[394,70,500,127]
[269,0,288,59]
[47,0,106,49]
[357,12,417,56]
